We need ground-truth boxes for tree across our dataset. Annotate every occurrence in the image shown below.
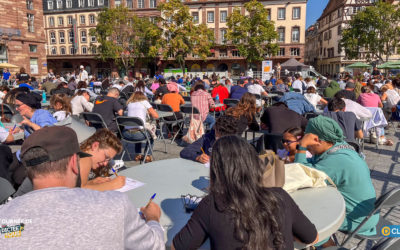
[158,0,214,74]
[340,1,400,63]
[90,6,162,75]
[226,0,279,65]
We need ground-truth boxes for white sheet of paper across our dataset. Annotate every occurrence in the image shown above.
[115,177,145,192]
[204,162,210,168]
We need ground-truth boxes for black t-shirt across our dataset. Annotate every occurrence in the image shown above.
[173,188,317,250]
[154,85,169,97]
[260,105,308,134]
[323,111,361,142]
[336,90,356,101]
[17,73,30,82]
[371,70,381,76]
[92,96,123,132]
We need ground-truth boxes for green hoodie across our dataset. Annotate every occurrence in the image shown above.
[323,80,341,98]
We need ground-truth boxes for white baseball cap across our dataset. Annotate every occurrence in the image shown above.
[80,65,84,69]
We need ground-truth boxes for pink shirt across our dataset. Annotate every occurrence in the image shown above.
[191,89,215,121]
[150,83,159,91]
[357,93,382,107]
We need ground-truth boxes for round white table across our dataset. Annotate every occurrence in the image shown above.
[121,158,345,248]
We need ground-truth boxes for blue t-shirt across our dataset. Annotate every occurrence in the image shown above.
[230,85,248,100]
[3,72,10,80]
[177,78,183,84]
[18,83,34,90]
[24,109,57,137]
[270,78,277,86]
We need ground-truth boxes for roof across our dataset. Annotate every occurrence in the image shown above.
[281,58,307,68]
[318,0,346,21]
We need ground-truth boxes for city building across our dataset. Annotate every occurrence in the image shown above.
[44,0,308,77]
[0,0,47,78]
[305,0,399,76]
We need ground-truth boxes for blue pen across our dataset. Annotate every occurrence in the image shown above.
[11,124,16,132]
[111,167,118,177]
[146,193,157,207]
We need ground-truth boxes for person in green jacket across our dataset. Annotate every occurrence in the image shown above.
[323,80,341,98]
[295,116,378,247]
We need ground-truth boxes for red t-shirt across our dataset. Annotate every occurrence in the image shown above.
[211,85,229,111]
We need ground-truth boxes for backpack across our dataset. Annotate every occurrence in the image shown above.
[391,102,400,121]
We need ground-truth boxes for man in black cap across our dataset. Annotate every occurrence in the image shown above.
[0,126,164,249]
[336,80,357,101]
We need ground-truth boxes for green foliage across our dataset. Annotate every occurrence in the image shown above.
[227,0,278,63]
[158,0,214,72]
[340,1,400,62]
[90,6,162,71]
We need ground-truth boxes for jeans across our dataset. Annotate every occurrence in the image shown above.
[122,129,154,155]
[204,114,216,129]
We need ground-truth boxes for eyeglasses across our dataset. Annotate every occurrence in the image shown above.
[282,139,298,145]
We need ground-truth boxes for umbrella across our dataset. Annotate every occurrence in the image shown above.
[0,62,19,69]
[346,62,372,68]
[377,61,400,69]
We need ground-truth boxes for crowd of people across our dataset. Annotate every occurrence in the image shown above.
[0,65,399,249]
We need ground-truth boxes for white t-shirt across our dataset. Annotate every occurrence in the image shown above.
[53,111,68,122]
[0,91,5,104]
[0,126,9,143]
[385,89,400,108]
[292,80,303,93]
[304,93,322,108]
[71,95,94,115]
[126,100,152,129]
[247,84,265,107]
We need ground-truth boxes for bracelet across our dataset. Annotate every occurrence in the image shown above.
[296,145,307,151]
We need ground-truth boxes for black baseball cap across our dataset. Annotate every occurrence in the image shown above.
[21,126,91,167]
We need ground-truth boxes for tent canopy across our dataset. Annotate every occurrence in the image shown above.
[346,62,371,68]
[281,58,307,67]
[0,62,19,69]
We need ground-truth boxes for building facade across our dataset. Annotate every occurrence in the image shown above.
[305,0,399,76]
[0,0,47,78]
[44,0,307,77]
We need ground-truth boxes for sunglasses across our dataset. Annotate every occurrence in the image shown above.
[282,139,298,145]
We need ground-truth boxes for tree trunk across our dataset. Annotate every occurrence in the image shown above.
[181,60,186,76]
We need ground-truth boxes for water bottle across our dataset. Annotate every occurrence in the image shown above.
[215,94,220,104]
[42,91,46,103]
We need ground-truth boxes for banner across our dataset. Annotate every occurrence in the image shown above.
[262,60,273,82]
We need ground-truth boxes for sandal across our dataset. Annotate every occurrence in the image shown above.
[145,155,153,163]
[134,155,144,161]
[385,139,394,146]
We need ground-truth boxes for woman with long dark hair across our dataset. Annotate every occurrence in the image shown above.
[225,92,260,132]
[173,135,318,250]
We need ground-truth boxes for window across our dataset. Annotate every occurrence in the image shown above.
[277,27,285,42]
[149,17,156,24]
[89,15,95,24]
[192,12,199,24]
[278,8,286,20]
[220,11,227,23]
[51,47,57,55]
[126,0,133,8]
[48,0,53,9]
[91,34,96,42]
[290,48,300,56]
[56,0,62,8]
[59,31,65,43]
[58,17,64,26]
[220,29,227,43]
[67,16,73,25]
[66,0,72,8]
[91,46,97,54]
[69,30,74,43]
[81,31,87,42]
[292,7,300,19]
[80,15,85,24]
[219,49,227,57]
[82,46,87,54]
[88,0,94,7]
[70,47,75,55]
[29,45,37,52]
[266,9,271,21]
[277,48,285,56]
[49,17,55,27]
[150,0,156,8]
[292,27,300,42]
[27,14,34,33]
[338,8,342,17]
[50,32,56,44]
[60,47,66,55]
[30,58,38,74]
[79,0,85,7]
[207,11,214,23]
[115,0,121,6]
[232,50,241,57]
[26,0,33,10]
[138,0,144,9]
[98,0,104,6]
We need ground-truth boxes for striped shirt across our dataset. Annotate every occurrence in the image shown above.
[191,89,215,121]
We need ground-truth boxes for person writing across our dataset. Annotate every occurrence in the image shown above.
[173,135,318,249]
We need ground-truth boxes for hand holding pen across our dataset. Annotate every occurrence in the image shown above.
[140,193,161,222]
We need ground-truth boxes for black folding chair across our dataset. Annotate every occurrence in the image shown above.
[156,104,184,144]
[223,98,239,108]
[340,186,400,248]
[116,116,154,163]
[80,112,108,130]
[345,140,361,154]
[262,132,284,153]
[180,104,202,131]
[183,96,191,102]
[1,103,15,120]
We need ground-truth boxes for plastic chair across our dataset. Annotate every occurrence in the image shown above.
[80,112,108,130]
[0,177,15,204]
[340,186,400,248]
[156,104,184,144]
[116,116,154,164]
[223,98,239,108]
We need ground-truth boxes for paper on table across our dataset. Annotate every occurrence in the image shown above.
[115,177,145,192]
[204,162,210,168]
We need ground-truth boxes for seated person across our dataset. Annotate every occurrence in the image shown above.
[303,86,328,109]
[323,97,363,142]
[1,126,164,249]
[173,135,318,249]
[336,81,357,101]
[230,79,248,100]
[334,91,372,120]
[225,92,260,132]
[281,127,312,163]
[279,92,315,115]
[92,88,123,132]
[295,116,378,246]
[180,115,242,163]
[260,102,308,134]
[50,93,71,122]
[161,88,185,136]
[191,82,216,129]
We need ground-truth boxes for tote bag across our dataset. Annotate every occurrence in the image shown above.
[182,107,204,144]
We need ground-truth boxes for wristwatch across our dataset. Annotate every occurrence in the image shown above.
[296,144,307,151]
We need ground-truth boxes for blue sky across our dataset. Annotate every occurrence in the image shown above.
[306,0,329,28]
